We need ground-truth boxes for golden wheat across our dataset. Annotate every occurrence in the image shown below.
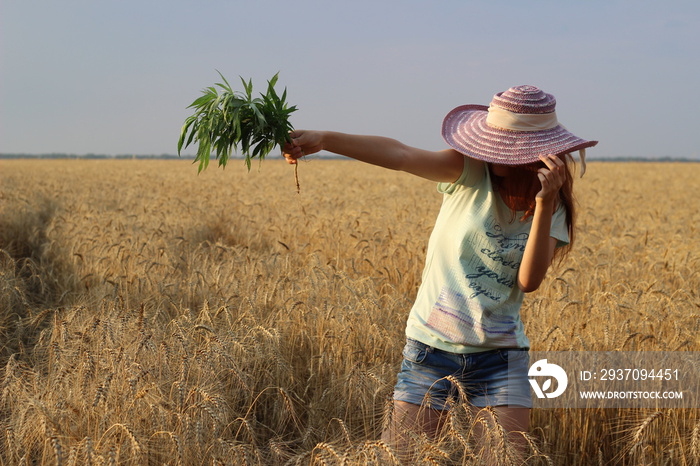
[0,159,698,465]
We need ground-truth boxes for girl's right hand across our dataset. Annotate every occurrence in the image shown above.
[283,130,324,164]
[535,154,567,204]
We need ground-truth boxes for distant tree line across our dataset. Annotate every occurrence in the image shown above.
[0,153,698,162]
[0,153,192,160]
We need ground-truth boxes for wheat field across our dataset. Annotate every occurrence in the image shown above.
[0,158,698,465]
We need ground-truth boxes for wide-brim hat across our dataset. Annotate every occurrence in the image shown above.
[442,85,598,172]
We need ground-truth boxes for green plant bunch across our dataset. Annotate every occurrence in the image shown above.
[178,72,297,174]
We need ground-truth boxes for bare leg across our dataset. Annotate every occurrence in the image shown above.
[380,400,449,463]
[470,406,530,465]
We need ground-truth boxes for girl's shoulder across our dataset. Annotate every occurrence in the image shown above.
[437,157,486,194]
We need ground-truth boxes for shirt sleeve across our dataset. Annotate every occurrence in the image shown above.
[436,157,484,194]
[550,203,570,248]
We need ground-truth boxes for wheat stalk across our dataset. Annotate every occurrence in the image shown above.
[92,372,114,407]
[330,417,352,445]
[359,440,400,466]
[269,439,292,464]
[312,442,341,463]
[169,432,184,466]
[690,422,700,465]
[521,431,553,466]
[628,411,663,459]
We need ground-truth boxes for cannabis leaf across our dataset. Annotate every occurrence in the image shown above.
[178,72,297,174]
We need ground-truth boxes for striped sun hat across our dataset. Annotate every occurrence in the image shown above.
[442,85,598,173]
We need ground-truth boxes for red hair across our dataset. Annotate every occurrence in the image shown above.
[489,154,576,262]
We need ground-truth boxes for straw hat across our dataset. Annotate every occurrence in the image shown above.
[442,85,597,173]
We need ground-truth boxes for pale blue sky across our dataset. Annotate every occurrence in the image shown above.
[1,0,699,159]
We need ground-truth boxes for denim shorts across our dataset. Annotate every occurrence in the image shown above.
[393,338,532,410]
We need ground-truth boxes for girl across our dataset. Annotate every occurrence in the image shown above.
[283,85,597,460]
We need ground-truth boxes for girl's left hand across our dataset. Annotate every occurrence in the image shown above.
[535,154,566,203]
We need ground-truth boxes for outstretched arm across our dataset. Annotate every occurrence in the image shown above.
[282,130,465,183]
[517,154,568,293]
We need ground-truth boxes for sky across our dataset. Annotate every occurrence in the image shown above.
[1,0,699,160]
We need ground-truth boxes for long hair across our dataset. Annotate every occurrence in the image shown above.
[489,154,576,263]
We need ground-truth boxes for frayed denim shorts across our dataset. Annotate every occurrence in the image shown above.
[392,338,532,410]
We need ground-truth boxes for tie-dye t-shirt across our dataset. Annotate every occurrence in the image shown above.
[405,157,569,354]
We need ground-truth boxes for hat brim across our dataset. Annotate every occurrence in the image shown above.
[442,104,598,165]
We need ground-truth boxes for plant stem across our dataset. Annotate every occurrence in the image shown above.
[294,163,300,194]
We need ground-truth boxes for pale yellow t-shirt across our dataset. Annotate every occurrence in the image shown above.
[405,157,569,353]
